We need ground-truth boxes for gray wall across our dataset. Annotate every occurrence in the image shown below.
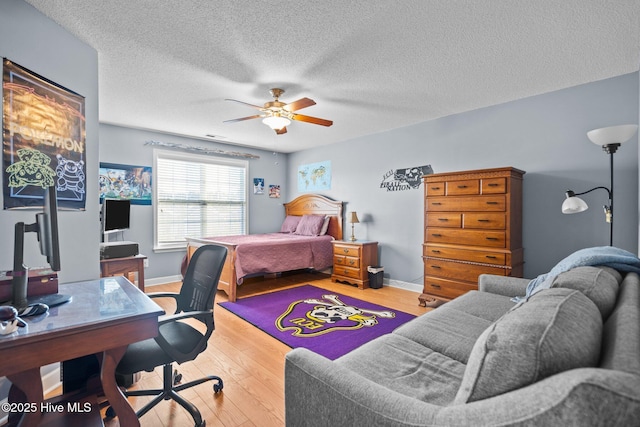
[98,124,289,280]
[288,73,639,286]
[0,0,100,283]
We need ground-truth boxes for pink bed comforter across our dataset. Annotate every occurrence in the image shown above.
[202,233,334,283]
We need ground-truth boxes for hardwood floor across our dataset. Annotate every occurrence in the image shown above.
[104,271,431,426]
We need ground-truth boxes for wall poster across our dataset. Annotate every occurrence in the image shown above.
[297,160,331,192]
[2,58,86,210]
[99,162,152,205]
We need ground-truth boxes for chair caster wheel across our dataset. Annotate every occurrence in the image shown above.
[173,369,182,385]
[213,380,223,393]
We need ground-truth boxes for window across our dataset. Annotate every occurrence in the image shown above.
[154,150,248,251]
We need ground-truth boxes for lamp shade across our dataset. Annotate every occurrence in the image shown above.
[587,124,638,146]
[562,195,588,214]
[349,212,360,224]
[262,115,291,130]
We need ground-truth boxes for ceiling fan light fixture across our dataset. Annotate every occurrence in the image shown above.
[262,115,290,131]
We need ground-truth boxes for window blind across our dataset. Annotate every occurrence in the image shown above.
[154,150,247,250]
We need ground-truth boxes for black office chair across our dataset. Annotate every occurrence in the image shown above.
[111,244,227,427]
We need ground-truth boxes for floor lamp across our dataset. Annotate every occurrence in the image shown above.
[562,124,638,246]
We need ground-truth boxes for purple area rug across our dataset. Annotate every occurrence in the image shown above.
[218,284,415,360]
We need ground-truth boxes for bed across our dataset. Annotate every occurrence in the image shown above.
[186,194,343,302]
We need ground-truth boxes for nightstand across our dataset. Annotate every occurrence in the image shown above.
[331,240,378,289]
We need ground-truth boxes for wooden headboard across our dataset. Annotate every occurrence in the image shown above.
[283,194,344,240]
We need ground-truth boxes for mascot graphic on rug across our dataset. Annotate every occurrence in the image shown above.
[276,293,395,337]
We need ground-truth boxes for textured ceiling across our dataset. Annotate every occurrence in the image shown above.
[24,0,640,153]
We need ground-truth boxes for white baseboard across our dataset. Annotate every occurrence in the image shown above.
[145,274,182,287]
[384,278,422,293]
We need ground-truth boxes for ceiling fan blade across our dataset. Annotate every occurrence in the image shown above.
[225,99,264,110]
[291,114,333,127]
[275,126,288,135]
[223,114,263,123]
[283,97,316,112]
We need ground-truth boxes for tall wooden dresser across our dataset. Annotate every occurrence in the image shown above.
[422,167,525,302]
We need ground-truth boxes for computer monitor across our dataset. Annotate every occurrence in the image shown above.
[102,199,130,235]
[11,186,64,309]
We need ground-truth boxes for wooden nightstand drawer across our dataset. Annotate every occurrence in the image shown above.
[446,179,479,196]
[463,213,506,229]
[482,177,506,194]
[334,255,360,268]
[334,266,361,280]
[426,228,506,248]
[333,244,361,257]
[426,195,506,212]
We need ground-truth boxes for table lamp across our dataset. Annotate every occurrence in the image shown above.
[349,212,360,241]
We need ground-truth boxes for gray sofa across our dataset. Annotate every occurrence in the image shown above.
[285,266,640,426]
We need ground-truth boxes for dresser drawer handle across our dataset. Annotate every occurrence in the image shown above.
[457,185,468,189]
[478,219,490,222]
[430,265,441,269]
[429,283,441,289]
[485,255,497,259]
[486,237,499,241]
[348,259,356,265]
[432,202,442,206]
[343,249,350,254]
[486,201,499,205]
[431,249,441,253]
[437,218,449,221]
[431,233,442,237]
[431,186,441,190]
[488,183,500,187]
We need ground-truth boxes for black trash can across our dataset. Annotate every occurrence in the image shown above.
[367,266,384,289]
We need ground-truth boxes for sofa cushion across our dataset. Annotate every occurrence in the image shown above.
[550,266,619,319]
[453,288,602,404]
[337,333,465,405]
[394,291,516,364]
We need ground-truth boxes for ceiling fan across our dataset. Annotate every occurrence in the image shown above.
[224,88,333,135]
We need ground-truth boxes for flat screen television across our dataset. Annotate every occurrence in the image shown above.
[11,186,63,308]
[102,199,131,235]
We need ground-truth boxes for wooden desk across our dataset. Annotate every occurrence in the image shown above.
[100,254,147,292]
[0,276,163,427]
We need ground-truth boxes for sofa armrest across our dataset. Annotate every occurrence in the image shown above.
[478,274,529,298]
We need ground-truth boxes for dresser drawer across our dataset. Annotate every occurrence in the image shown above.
[423,245,507,265]
[426,213,462,228]
[423,275,476,299]
[463,213,506,229]
[424,258,508,283]
[426,228,506,248]
[333,244,361,257]
[446,179,479,196]
[481,177,506,194]
[426,182,445,196]
[426,195,506,212]
[333,265,362,280]
[334,255,360,268]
